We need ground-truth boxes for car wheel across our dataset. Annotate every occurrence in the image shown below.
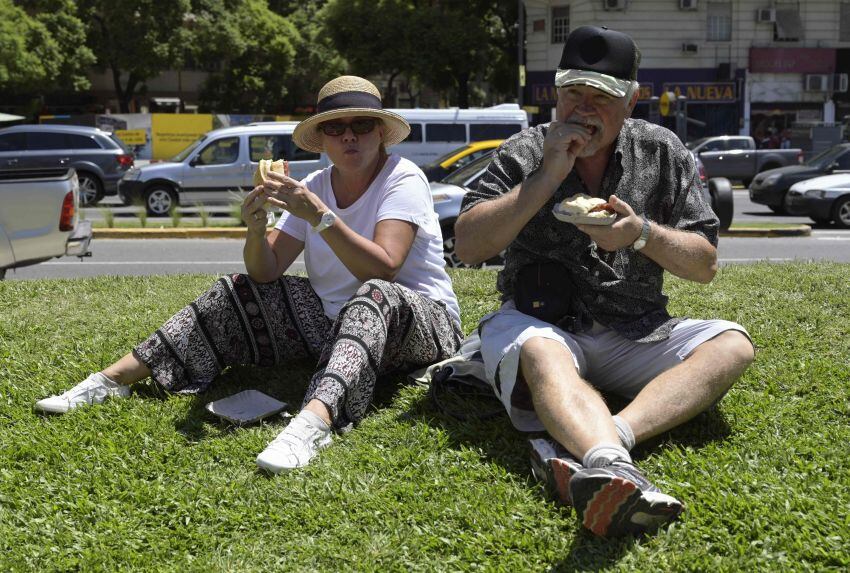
[0,268,6,280]
[831,196,850,229]
[708,177,733,231]
[144,185,177,217]
[77,172,103,206]
[810,216,831,226]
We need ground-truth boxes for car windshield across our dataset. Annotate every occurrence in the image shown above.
[685,137,710,150]
[441,153,494,187]
[422,144,473,170]
[172,136,207,162]
[806,146,846,168]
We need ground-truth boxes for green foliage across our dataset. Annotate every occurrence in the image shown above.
[0,263,848,570]
[77,0,192,111]
[0,0,94,92]
[321,0,517,107]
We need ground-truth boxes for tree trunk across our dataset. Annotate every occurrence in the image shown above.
[457,71,470,109]
[111,67,139,113]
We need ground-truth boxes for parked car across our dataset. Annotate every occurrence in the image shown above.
[119,122,328,215]
[390,104,527,166]
[429,153,499,268]
[0,168,93,279]
[687,135,802,186]
[748,143,850,213]
[420,139,503,182]
[784,173,850,228]
[0,124,134,206]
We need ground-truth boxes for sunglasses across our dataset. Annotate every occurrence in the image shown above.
[319,118,378,136]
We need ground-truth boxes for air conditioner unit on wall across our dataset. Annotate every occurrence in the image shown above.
[757,8,776,23]
[679,0,698,10]
[603,0,627,11]
[805,74,830,92]
[682,43,699,54]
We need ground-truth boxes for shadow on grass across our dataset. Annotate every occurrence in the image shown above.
[398,387,732,569]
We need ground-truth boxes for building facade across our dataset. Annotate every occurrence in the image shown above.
[521,0,850,146]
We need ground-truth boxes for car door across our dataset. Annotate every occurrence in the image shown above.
[23,131,72,170]
[0,132,26,170]
[722,138,754,179]
[697,139,729,178]
[181,135,244,203]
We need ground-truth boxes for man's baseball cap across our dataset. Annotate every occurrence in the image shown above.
[554,26,641,98]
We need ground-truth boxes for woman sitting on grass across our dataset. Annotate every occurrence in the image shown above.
[35,76,462,473]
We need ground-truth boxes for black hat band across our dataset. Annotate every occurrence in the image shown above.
[317,91,382,113]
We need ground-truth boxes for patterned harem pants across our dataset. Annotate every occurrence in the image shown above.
[133,274,463,428]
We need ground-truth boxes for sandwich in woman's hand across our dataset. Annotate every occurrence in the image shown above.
[253,159,288,187]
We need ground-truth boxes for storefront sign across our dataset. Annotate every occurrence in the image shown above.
[749,48,836,74]
[662,82,736,103]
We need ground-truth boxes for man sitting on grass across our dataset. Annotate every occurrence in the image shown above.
[454,26,754,537]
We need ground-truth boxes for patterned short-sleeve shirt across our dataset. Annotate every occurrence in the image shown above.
[460,118,719,343]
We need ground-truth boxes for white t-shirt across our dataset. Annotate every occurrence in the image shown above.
[274,154,460,324]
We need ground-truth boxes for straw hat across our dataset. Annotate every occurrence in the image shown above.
[292,76,411,154]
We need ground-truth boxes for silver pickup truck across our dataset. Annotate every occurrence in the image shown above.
[0,168,93,279]
[687,135,802,186]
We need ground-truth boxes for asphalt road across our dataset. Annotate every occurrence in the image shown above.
[6,190,847,280]
[6,229,849,281]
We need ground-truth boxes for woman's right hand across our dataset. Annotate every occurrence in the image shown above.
[242,186,269,234]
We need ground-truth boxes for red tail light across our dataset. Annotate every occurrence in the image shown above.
[60,191,75,231]
[697,161,707,184]
[117,153,134,168]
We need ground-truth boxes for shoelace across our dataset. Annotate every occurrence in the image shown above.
[609,462,657,492]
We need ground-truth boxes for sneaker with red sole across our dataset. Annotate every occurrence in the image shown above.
[569,461,684,537]
[529,438,584,506]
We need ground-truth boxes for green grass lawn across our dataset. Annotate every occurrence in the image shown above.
[1,264,848,571]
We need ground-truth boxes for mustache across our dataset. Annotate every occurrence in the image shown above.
[564,117,603,131]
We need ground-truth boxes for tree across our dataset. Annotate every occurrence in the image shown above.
[0,0,94,93]
[268,0,345,112]
[77,0,191,112]
[320,0,517,108]
[196,0,300,113]
[322,0,424,106]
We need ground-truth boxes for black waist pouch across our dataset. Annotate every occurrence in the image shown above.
[513,261,589,332]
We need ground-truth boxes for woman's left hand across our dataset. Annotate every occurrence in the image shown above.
[263,171,327,227]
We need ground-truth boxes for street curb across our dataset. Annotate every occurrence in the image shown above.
[720,225,811,237]
[93,225,813,240]
[93,228,259,239]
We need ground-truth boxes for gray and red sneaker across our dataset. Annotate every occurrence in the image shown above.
[569,461,684,537]
[529,438,584,506]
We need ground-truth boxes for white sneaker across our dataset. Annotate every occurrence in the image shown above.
[34,372,131,414]
[256,412,333,474]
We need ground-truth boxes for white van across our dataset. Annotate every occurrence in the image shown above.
[119,122,330,215]
[388,104,528,166]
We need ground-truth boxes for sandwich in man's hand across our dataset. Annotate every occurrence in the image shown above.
[558,193,614,217]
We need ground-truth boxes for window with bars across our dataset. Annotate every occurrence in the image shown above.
[551,6,570,44]
[841,3,850,42]
[706,2,732,42]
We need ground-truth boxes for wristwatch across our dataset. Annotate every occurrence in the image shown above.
[632,217,651,251]
[313,210,337,232]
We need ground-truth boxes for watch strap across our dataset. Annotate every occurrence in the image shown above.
[313,210,337,232]
[632,217,651,251]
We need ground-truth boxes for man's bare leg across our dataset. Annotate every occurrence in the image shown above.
[618,331,754,444]
[520,336,619,459]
